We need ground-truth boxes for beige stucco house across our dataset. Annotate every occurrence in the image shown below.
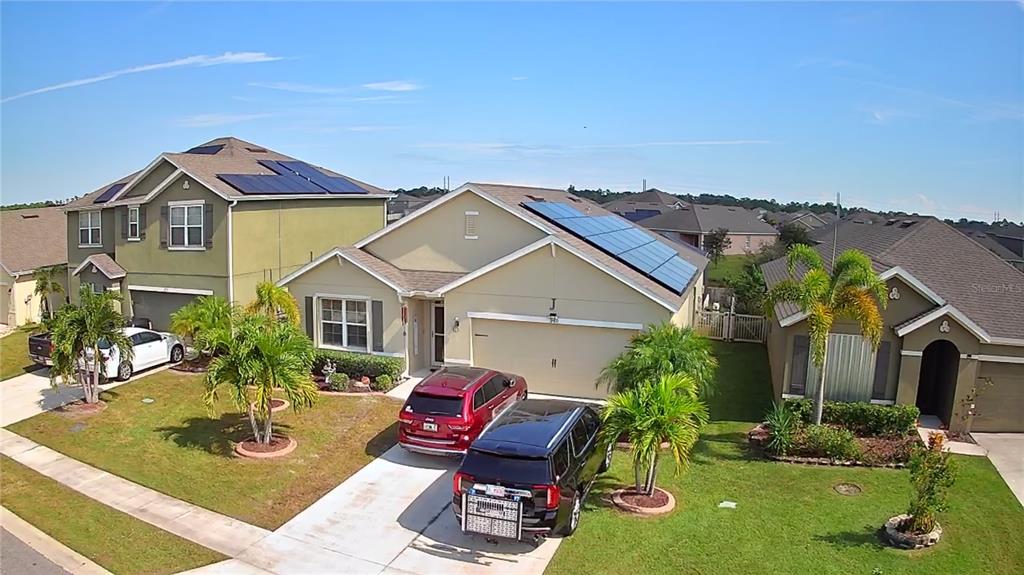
[0,207,68,326]
[280,183,709,399]
[61,137,391,329]
[763,216,1024,433]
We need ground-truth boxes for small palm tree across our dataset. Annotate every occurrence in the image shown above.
[49,287,133,404]
[33,265,65,321]
[602,323,718,397]
[247,281,300,326]
[600,373,709,496]
[764,245,886,424]
[170,296,233,359]
[204,313,318,444]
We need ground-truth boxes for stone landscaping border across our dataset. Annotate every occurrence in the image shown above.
[610,487,676,516]
[763,452,907,469]
[234,436,297,459]
[883,514,942,549]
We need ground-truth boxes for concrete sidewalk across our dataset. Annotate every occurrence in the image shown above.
[972,433,1024,508]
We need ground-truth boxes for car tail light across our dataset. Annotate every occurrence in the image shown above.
[453,471,473,495]
[535,484,560,509]
[398,412,414,423]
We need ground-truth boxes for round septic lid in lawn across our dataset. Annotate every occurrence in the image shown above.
[834,483,862,496]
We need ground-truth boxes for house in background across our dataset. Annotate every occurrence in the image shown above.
[639,204,779,255]
[763,216,1024,433]
[765,210,838,231]
[280,183,708,399]
[0,207,68,326]
[960,229,1024,272]
[602,188,685,222]
[62,137,391,330]
[387,192,442,222]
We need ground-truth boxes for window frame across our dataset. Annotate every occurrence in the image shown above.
[168,201,205,251]
[316,294,370,353]
[569,419,590,457]
[78,210,102,248]
[127,206,141,240]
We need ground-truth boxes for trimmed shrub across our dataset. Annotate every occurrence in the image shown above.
[802,424,861,461]
[328,373,349,392]
[313,350,404,381]
[372,374,394,392]
[764,402,799,456]
[785,399,918,437]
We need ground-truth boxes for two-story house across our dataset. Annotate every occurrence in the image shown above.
[62,137,391,329]
[279,183,709,398]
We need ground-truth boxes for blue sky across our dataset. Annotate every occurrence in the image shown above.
[2,1,1022,221]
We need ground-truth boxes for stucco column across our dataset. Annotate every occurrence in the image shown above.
[948,358,980,434]
[895,355,921,406]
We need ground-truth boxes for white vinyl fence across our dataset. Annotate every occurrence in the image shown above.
[696,310,768,343]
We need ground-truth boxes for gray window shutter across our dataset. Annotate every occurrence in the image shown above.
[305,297,314,339]
[371,300,384,352]
[872,341,891,400]
[120,208,128,240]
[204,204,214,248]
[790,335,810,395]
[139,206,147,239]
[159,206,168,248]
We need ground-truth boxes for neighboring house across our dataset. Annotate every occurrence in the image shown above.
[280,183,708,399]
[0,207,68,325]
[602,188,685,222]
[960,230,1024,272]
[62,137,392,330]
[638,204,779,255]
[768,210,838,231]
[387,192,441,222]
[763,216,1024,433]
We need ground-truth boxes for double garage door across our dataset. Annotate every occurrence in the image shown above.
[129,291,197,331]
[972,362,1024,433]
[471,319,637,400]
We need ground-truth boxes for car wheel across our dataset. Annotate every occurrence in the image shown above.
[561,492,582,537]
[598,442,613,473]
[117,361,133,381]
[170,345,184,363]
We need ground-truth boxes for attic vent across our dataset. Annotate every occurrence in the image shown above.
[899,220,917,228]
[884,219,898,226]
[464,211,479,240]
[246,147,268,153]
[20,214,39,219]
[567,196,582,203]
[525,195,545,202]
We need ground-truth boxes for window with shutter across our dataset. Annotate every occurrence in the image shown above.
[871,341,892,400]
[464,211,478,240]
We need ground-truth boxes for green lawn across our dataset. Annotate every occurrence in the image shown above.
[1,455,224,575]
[705,254,750,287]
[1,324,42,381]
[8,370,401,529]
[547,342,1024,575]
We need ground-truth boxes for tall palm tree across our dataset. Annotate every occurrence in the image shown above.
[32,265,65,321]
[600,374,709,496]
[602,323,718,397]
[49,287,133,404]
[764,244,886,424]
[170,296,233,358]
[204,313,318,444]
[246,281,300,326]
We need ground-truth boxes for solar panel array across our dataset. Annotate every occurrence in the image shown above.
[185,144,225,155]
[522,201,698,295]
[217,160,370,196]
[93,183,126,204]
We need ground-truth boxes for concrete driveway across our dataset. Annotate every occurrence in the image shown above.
[972,433,1024,508]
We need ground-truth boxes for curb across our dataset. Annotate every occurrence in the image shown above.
[1,506,112,575]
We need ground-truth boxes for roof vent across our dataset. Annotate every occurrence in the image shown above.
[884,219,898,226]
[567,196,582,203]
[20,214,39,219]
[525,195,546,202]
[245,147,268,153]
[899,220,917,228]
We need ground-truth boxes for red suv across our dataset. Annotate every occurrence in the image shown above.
[398,367,527,456]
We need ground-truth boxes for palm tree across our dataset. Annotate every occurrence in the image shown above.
[49,287,133,404]
[764,244,886,424]
[170,296,233,359]
[246,281,300,326]
[600,374,709,496]
[32,265,65,321]
[204,313,318,444]
[602,323,718,397]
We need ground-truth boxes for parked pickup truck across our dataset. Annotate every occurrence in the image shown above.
[28,332,54,366]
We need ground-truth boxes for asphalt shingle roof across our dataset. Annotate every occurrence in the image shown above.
[0,207,68,275]
[338,247,465,293]
[75,253,126,280]
[689,204,780,235]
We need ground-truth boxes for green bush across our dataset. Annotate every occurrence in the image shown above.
[784,399,918,437]
[764,402,798,456]
[313,350,404,381]
[372,374,394,392]
[328,373,349,392]
[802,424,861,461]
[907,435,958,533]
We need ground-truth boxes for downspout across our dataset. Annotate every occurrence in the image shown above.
[227,200,238,303]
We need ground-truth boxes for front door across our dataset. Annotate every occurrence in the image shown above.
[431,302,445,367]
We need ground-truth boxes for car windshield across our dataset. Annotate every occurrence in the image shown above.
[97,338,112,350]
[405,392,463,417]
[461,449,551,485]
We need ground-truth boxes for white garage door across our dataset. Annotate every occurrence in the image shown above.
[471,319,637,399]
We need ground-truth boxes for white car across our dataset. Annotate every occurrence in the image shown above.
[83,327,185,381]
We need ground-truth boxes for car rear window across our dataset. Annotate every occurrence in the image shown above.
[405,392,463,417]
[461,449,551,485]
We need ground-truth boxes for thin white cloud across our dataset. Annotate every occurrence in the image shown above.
[362,80,423,92]
[2,52,284,104]
[346,125,401,132]
[176,113,272,128]
[512,76,528,81]
[248,81,345,94]
[863,107,915,125]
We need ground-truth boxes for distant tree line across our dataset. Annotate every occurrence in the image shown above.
[0,199,72,211]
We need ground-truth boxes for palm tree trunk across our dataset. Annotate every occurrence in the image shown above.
[247,402,260,441]
[645,450,660,496]
[265,403,273,444]
[634,457,643,493]
[813,346,829,425]
[87,345,101,404]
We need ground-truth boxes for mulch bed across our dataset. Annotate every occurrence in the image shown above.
[238,436,291,453]
[270,399,286,409]
[611,487,676,515]
[171,357,211,373]
[749,424,920,468]
[618,489,670,508]
[55,400,108,418]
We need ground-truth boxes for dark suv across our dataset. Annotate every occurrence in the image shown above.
[452,399,612,542]
[398,367,527,456]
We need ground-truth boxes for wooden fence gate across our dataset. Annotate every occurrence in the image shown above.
[696,310,768,343]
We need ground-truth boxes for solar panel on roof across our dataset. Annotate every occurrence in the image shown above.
[185,144,225,155]
[276,161,368,194]
[93,183,126,204]
[218,174,326,195]
[521,200,698,295]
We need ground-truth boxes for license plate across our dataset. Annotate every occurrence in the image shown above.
[484,484,506,497]
[422,422,438,432]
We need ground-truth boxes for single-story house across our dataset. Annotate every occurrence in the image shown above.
[763,216,1024,433]
[602,188,685,222]
[280,183,709,399]
[766,210,838,231]
[639,204,779,255]
[0,207,68,326]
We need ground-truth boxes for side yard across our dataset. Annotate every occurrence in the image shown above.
[704,254,749,287]
[1,324,41,381]
[7,369,400,529]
